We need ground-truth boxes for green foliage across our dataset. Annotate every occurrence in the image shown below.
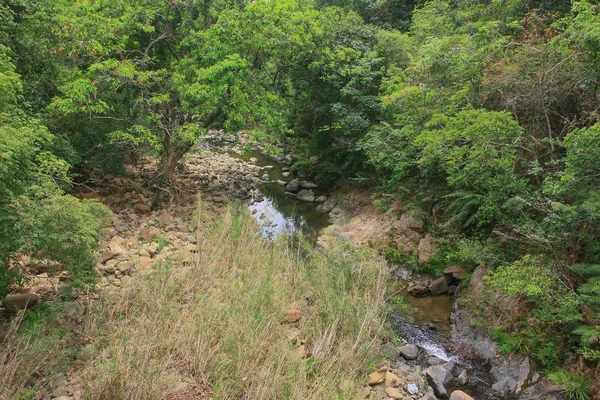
[547,370,592,400]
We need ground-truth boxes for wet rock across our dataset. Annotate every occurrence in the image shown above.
[418,234,436,265]
[408,282,430,296]
[133,203,151,215]
[429,276,449,295]
[449,390,474,400]
[427,356,444,366]
[296,190,315,202]
[425,365,453,398]
[399,344,419,360]
[2,293,40,312]
[286,179,299,192]
[457,369,469,385]
[491,355,531,396]
[447,286,457,295]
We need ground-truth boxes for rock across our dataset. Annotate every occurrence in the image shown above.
[282,308,302,323]
[368,369,387,385]
[99,251,119,263]
[296,190,315,202]
[518,383,567,400]
[448,286,457,295]
[385,371,403,388]
[427,356,444,366]
[380,344,398,359]
[444,265,466,280]
[98,264,115,274]
[133,203,151,215]
[315,195,327,203]
[407,383,419,395]
[491,355,531,396]
[2,293,40,312]
[418,234,436,265]
[276,180,287,186]
[393,214,424,233]
[186,235,197,244]
[399,344,419,360]
[116,261,134,275]
[449,390,475,400]
[429,276,449,296]
[408,282,430,295]
[299,180,318,189]
[443,360,460,376]
[140,227,159,240]
[425,365,453,398]
[54,397,72,400]
[82,191,101,200]
[457,369,469,385]
[468,265,488,299]
[286,179,299,192]
[385,387,403,399]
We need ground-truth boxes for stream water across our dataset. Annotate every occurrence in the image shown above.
[199,135,501,399]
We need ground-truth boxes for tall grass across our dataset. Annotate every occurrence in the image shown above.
[74,206,388,399]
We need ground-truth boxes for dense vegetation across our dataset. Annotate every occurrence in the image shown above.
[1,0,599,391]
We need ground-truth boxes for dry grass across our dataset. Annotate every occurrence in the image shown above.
[1,205,389,400]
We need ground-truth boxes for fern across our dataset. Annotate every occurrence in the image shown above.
[444,192,483,229]
[571,263,600,277]
[572,325,600,346]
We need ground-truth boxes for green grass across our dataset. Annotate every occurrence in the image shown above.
[547,370,592,400]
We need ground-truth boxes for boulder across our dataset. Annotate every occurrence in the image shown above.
[296,190,315,202]
[140,227,159,240]
[385,371,404,388]
[444,265,467,280]
[468,265,488,299]
[2,293,40,312]
[398,344,419,360]
[368,368,387,385]
[418,234,436,265]
[315,195,327,203]
[408,282,430,296]
[449,390,475,400]
[429,276,449,295]
[133,203,151,215]
[282,308,302,323]
[116,261,135,275]
[299,180,318,189]
[491,356,531,396]
[425,365,453,398]
[99,251,119,264]
[286,179,299,192]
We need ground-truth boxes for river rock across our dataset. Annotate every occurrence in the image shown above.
[315,195,327,203]
[408,282,430,295]
[296,190,315,202]
[418,234,436,265]
[286,179,299,192]
[399,344,419,360]
[299,180,318,189]
[2,293,40,312]
[449,390,475,400]
[444,265,466,280]
[491,355,531,396]
[457,369,469,385]
[425,365,453,398]
[276,180,287,186]
[429,276,449,295]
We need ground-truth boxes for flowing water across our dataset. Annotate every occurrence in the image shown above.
[199,135,501,399]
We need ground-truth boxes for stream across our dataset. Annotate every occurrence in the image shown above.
[198,135,504,400]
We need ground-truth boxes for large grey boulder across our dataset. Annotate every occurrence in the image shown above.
[299,180,318,189]
[429,276,449,295]
[398,344,419,360]
[425,365,453,398]
[296,190,315,202]
[491,356,531,396]
[286,179,299,192]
